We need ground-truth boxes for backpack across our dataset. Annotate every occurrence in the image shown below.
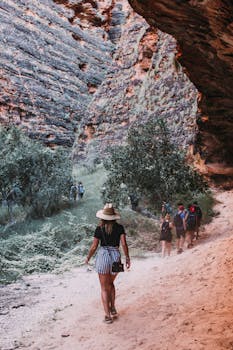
[78,184,84,194]
[71,185,77,195]
[164,203,172,214]
[195,206,202,219]
[173,212,183,227]
[186,211,197,230]
[161,221,170,234]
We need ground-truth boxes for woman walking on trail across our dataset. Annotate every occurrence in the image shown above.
[85,203,131,324]
[160,214,173,257]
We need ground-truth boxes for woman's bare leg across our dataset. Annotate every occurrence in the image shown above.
[109,274,118,311]
[161,241,166,257]
[166,242,172,256]
[98,274,112,317]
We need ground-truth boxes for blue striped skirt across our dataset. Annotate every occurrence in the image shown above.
[95,246,121,275]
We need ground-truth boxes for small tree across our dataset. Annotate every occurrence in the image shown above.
[103,118,206,207]
[0,127,72,218]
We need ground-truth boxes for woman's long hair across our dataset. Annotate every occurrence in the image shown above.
[100,219,116,234]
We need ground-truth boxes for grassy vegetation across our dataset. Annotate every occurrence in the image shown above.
[0,127,72,219]
[0,162,215,285]
[0,165,160,284]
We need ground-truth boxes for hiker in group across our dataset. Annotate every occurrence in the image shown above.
[185,204,198,248]
[173,203,186,254]
[69,183,78,201]
[193,201,202,240]
[161,201,173,218]
[85,203,130,324]
[129,192,139,211]
[77,181,85,200]
[159,214,173,257]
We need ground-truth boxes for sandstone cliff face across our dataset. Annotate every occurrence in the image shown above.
[0,0,198,156]
[1,0,233,182]
[74,2,198,160]
[128,0,233,179]
[0,0,114,146]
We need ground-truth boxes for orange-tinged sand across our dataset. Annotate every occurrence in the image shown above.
[1,189,233,350]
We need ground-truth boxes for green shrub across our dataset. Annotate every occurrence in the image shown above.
[103,117,207,208]
[0,127,72,218]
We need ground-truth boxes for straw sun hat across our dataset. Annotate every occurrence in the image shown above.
[96,203,120,221]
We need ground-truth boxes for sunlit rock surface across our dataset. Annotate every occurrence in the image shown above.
[73,2,198,159]
[0,0,114,146]
[1,0,233,182]
[0,0,198,155]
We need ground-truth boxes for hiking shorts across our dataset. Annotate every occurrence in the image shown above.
[95,247,121,275]
[176,226,185,239]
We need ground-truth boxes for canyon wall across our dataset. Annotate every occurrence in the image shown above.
[0,0,114,146]
[128,0,233,180]
[0,0,198,156]
[76,15,198,160]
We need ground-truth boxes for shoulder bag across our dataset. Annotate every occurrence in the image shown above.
[100,227,124,273]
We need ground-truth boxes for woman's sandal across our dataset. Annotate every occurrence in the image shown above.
[110,307,118,318]
[104,316,113,324]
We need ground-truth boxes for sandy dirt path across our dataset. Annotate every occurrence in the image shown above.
[1,190,233,350]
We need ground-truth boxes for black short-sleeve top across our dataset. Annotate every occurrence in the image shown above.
[94,222,125,247]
